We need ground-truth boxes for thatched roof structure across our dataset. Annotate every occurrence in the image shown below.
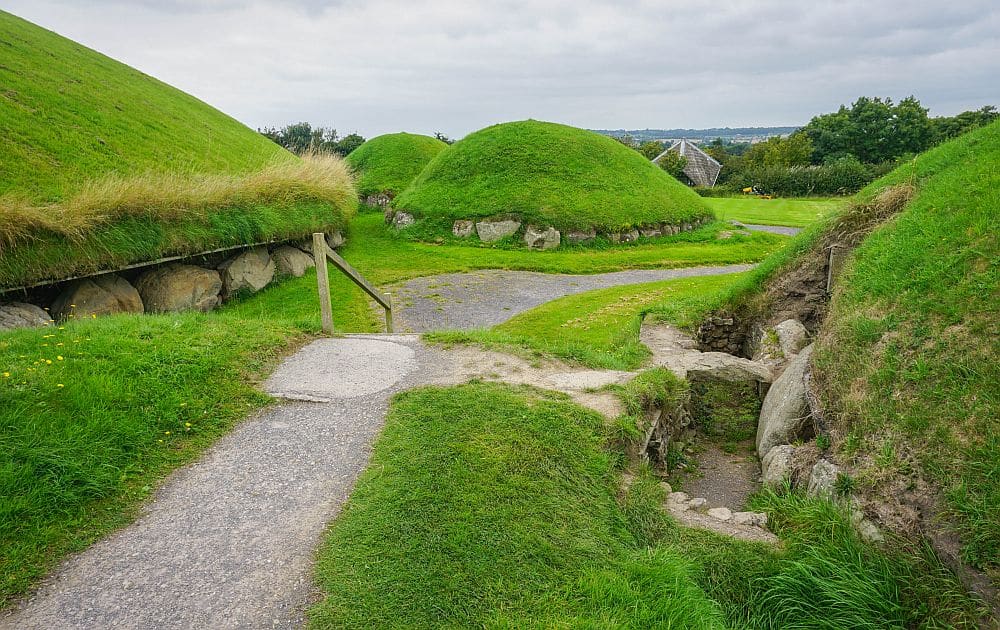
[653,139,722,187]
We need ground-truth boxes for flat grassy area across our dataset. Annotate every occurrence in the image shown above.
[394,120,712,233]
[0,12,356,289]
[346,133,447,197]
[431,274,744,370]
[815,119,1000,576]
[0,271,377,607]
[340,211,785,284]
[309,382,980,627]
[704,196,844,227]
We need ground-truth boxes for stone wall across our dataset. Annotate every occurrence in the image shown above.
[0,230,345,332]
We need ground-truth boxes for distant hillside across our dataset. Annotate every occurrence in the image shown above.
[593,127,800,143]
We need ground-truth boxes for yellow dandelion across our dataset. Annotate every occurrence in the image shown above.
[56,342,64,347]
[2,372,10,378]
[56,383,64,388]
[57,356,64,361]
[45,359,52,365]
[70,304,76,308]
[164,431,171,435]
[185,422,191,427]
[91,314,97,319]
[58,326,65,330]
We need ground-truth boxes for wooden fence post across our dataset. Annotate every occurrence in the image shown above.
[384,293,394,333]
[313,233,334,334]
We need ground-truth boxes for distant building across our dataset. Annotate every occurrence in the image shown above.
[652,139,722,187]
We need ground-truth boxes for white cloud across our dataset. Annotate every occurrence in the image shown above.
[5,0,999,136]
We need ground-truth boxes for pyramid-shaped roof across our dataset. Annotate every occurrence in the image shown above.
[653,139,722,187]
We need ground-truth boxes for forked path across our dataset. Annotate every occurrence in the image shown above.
[2,264,753,629]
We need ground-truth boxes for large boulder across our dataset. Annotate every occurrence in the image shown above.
[774,319,809,356]
[392,211,416,229]
[0,302,51,331]
[271,246,315,278]
[218,247,275,298]
[51,274,143,321]
[523,225,560,249]
[326,230,345,249]
[756,344,814,457]
[476,219,520,242]
[135,264,223,313]
[806,459,840,498]
[761,444,795,487]
[452,220,475,238]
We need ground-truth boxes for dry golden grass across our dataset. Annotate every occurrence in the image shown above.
[0,153,356,252]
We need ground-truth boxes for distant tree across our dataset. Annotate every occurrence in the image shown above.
[932,105,998,142]
[333,133,365,156]
[638,141,664,160]
[612,133,638,149]
[434,132,455,145]
[655,151,688,180]
[744,133,813,168]
[259,123,365,156]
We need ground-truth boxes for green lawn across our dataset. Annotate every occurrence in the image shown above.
[704,197,843,227]
[338,211,784,285]
[309,382,980,628]
[394,120,712,233]
[431,274,744,370]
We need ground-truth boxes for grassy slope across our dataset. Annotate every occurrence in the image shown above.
[310,382,980,627]
[815,120,1000,574]
[341,211,784,284]
[394,120,713,232]
[432,274,745,370]
[345,133,447,197]
[704,197,843,227]
[0,271,377,607]
[0,11,355,288]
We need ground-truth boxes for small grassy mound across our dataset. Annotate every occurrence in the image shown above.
[815,119,1000,576]
[394,120,713,234]
[0,11,355,289]
[345,133,448,198]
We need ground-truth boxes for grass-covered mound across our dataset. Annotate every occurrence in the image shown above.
[0,11,355,289]
[393,120,713,234]
[814,119,1000,578]
[345,132,448,198]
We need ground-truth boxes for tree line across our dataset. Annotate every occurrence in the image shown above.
[258,122,366,156]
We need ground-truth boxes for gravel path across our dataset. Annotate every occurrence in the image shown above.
[392,264,753,332]
[2,261,760,629]
[738,223,802,237]
[1,336,458,630]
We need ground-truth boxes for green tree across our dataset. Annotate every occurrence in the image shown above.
[333,133,365,156]
[638,141,664,160]
[744,133,813,168]
[655,151,688,180]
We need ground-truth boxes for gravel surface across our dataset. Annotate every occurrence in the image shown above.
[1,336,455,630]
[739,223,802,237]
[392,264,753,332]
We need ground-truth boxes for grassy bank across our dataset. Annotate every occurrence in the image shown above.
[0,272,376,607]
[394,120,712,233]
[703,197,843,227]
[309,382,982,627]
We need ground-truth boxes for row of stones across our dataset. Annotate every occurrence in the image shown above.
[386,208,712,249]
[0,232,343,331]
[663,484,769,528]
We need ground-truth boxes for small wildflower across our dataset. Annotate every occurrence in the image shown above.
[2,372,9,378]
[91,314,97,319]
[157,439,163,444]
[57,356,64,361]
[70,304,76,308]
[45,359,52,365]
[58,326,65,330]
[164,431,171,435]
[180,402,187,407]
[56,342,64,346]
[185,422,191,427]
[56,383,64,388]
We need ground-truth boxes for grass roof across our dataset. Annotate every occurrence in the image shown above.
[346,133,448,197]
[0,11,355,289]
[393,120,713,233]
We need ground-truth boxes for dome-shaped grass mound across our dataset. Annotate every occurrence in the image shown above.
[393,120,713,237]
[346,133,448,199]
[0,10,355,289]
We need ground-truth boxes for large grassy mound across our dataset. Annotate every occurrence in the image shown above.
[815,119,1000,577]
[345,132,448,198]
[394,120,712,233]
[0,11,355,289]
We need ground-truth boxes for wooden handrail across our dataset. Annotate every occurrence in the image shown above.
[312,232,393,334]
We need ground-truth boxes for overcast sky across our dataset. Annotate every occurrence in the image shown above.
[5,0,999,137]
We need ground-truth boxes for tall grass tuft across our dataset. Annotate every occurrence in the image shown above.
[0,153,356,252]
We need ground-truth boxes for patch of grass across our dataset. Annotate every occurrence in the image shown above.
[308,382,727,628]
[0,273,377,607]
[815,118,1000,574]
[690,381,761,447]
[345,132,448,197]
[0,12,356,290]
[340,212,785,285]
[703,196,843,227]
[394,120,713,233]
[428,273,745,370]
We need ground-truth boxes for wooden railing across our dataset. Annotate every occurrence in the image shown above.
[312,232,393,334]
